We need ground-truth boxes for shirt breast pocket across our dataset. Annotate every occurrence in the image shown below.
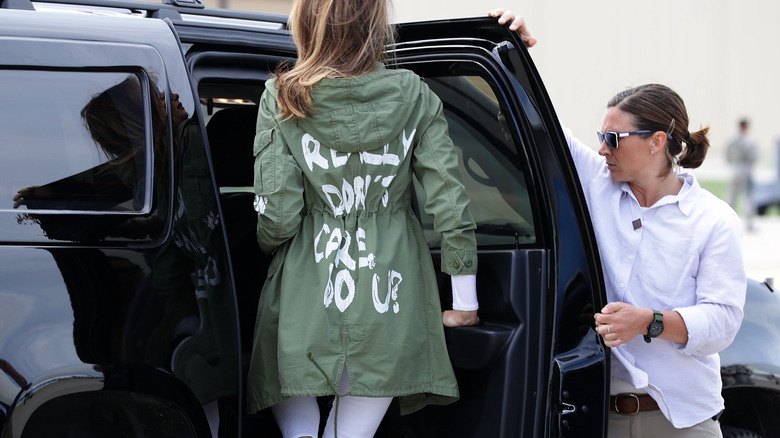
[638,238,699,305]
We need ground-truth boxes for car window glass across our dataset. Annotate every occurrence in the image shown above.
[0,70,152,213]
[414,73,536,248]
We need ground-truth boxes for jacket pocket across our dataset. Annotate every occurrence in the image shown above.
[254,128,274,157]
[253,128,277,194]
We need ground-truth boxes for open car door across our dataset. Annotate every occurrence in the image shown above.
[390,17,609,438]
[176,13,608,438]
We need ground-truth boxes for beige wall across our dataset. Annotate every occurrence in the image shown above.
[201,0,291,14]
[392,1,780,181]
[202,0,780,180]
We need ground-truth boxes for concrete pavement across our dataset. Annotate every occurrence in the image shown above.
[741,215,780,284]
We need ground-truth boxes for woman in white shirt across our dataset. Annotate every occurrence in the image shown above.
[490,9,746,438]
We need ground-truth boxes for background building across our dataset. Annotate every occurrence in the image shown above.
[202,0,780,182]
[186,0,778,285]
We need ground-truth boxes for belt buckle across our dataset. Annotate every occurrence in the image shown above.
[615,393,641,416]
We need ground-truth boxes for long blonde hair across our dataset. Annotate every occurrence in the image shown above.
[275,0,395,119]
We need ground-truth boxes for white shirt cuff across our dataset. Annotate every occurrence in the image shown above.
[451,274,478,311]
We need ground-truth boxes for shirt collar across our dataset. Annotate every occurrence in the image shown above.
[675,173,698,215]
[619,173,697,215]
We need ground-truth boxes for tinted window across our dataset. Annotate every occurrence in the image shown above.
[0,70,153,213]
[415,73,536,248]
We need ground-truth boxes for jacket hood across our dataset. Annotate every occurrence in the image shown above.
[267,63,425,153]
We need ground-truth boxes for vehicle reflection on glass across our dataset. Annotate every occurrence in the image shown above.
[5,73,238,433]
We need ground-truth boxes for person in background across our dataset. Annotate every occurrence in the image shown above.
[725,118,758,231]
[490,9,746,438]
[246,1,480,437]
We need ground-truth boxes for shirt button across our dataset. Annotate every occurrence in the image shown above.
[465,260,473,268]
[628,255,634,261]
[619,283,625,289]
[452,261,461,269]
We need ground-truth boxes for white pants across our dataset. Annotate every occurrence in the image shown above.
[271,368,393,438]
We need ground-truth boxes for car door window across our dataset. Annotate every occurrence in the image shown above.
[0,70,153,214]
[413,70,536,248]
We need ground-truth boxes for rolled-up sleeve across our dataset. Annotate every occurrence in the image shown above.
[561,124,607,185]
[253,93,304,254]
[674,212,746,356]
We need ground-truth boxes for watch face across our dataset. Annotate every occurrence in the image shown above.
[648,321,663,338]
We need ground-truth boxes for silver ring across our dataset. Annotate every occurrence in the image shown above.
[607,324,611,334]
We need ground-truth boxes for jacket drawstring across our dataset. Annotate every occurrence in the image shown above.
[307,352,348,438]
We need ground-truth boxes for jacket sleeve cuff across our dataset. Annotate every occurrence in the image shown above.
[441,250,477,276]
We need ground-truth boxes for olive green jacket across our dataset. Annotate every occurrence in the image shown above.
[247,63,477,415]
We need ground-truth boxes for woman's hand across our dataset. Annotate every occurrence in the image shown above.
[594,302,653,348]
[443,310,479,327]
[487,8,537,47]
[13,186,38,209]
[595,302,688,347]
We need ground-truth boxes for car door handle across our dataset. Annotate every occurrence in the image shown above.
[559,401,576,415]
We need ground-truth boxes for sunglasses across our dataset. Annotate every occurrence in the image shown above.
[597,119,676,150]
[596,130,654,150]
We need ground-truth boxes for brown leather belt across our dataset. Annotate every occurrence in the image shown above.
[609,393,659,415]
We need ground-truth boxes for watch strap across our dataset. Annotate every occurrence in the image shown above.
[643,310,663,343]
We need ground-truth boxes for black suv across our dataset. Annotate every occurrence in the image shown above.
[0,1,777,437]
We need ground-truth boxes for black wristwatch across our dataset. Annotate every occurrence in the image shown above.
[644,310,663,343]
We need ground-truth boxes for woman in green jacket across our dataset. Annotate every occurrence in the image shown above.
[247,0,479,436]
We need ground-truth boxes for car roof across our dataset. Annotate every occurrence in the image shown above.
[2,0,523,52]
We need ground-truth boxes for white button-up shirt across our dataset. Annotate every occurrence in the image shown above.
[564,127,746,428]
